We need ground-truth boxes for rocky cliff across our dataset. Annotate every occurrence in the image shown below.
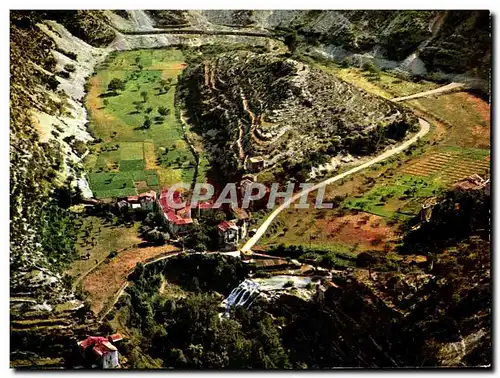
[149,10,490,90]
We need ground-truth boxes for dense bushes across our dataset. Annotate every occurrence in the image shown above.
[402,187,490,254]
[267,244,356,269]
[131,253,248,296]
[36,200,78,270]
[124,255,289,369]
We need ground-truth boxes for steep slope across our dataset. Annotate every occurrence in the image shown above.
[179,50,417,180]
[10,11,114,367]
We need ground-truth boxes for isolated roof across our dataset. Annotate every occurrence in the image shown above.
[78,336,107,350]
[218,220,238,232]
[189,200,213,210]
[249,156,264,163]
[108,333,123,343]
[78,336,117,357]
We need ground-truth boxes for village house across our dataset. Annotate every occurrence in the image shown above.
[189,199,214,218]
[232,207,250,240]
[239,178,270,210]
[158,187,193,236]
[138,190,157,211]
[217,220,239,250]
[117,191,157,212]
[126,195,141,210]
[246,156,265,172]
[77,334,123,369]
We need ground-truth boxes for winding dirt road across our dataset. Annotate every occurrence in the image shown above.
[240,118,430,254]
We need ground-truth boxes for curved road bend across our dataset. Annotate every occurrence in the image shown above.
[240,118,430,254]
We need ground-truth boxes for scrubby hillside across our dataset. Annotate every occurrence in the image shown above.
[10,10,114,367]
[179,50,418,180]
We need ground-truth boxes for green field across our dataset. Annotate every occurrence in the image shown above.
[85,48,196,198]
[343,174,443,218]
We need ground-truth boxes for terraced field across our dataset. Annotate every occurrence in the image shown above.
[403,149,490,184]
[85,48,196,198]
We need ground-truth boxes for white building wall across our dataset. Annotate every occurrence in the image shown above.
[102,351,119,369]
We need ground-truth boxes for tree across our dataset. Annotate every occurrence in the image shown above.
[108,78,125,93]
[143,117,152,129]
[140,91,148,103]
[284,30,299,54]
[146,106,153,114]
[158,78,172,94]
[158,106,170,116]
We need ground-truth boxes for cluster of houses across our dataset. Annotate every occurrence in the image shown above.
[115,185,252,249]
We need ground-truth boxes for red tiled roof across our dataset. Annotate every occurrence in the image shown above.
[108,333,123,343]
[92,341,117,357]
[78,336,107,350]
[127,196,139,202]
[188,200,213,210]
[218,220,238,232]
[160,188,193,226]
[139,190,157,199]
[198,201,213,209]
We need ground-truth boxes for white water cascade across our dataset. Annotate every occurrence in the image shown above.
[223,279,261,315]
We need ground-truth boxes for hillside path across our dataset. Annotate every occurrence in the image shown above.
[392,82,465,102]
[240,118,430,253]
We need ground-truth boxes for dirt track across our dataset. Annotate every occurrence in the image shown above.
[392,82,465,102]
[82,244,179,315]
[240,118,430,254]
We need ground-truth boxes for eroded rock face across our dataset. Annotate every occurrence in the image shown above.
[180,51,417,179]
[176,10,490,85]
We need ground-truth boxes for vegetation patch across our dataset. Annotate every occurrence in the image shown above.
[82,244,179,315]
[85,48,196,198]
[408,92,490,149]
[120,159,145,172]
[343,174,443,218]
[67,216,142,280]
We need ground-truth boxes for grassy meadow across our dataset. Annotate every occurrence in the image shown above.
[85,48,196,198]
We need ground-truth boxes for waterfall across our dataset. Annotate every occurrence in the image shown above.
[223,279,261,315]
